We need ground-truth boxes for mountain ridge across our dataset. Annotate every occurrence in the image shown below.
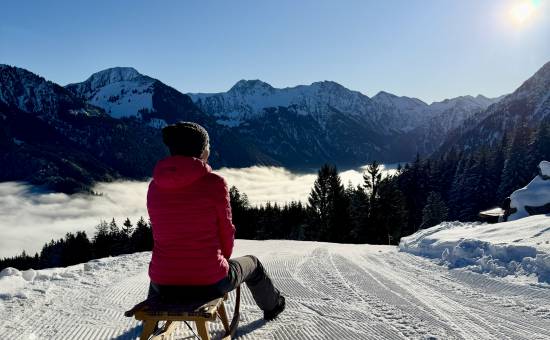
[1,61,547,193]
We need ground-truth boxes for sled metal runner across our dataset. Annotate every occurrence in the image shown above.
[125,286,241,340]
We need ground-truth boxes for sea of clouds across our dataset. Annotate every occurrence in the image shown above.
[0,164,398,258]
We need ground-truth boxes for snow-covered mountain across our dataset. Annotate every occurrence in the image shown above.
[438,61,550,153]
[408,95,501,155]
[426,95,499,131]
[66,67,278,168]
[0,65,272,193]
[66,67,155,119]
[0,65,171,193]
[370,91,428,132]
[3,61,536,189]
[65,67,505,166]
[66,67,204,129]
[190,80,500,163]
[190,80,433,133]
[0,64,101,118]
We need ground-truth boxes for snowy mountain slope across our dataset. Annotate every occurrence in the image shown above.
[190,79,501,163]
[191,80,500,133]
[0,65,164,193]
[66,67,201,125]
[426,95,499,132]
[66,67,155,119]
[370,91,428,132]
[0,64,101,118]
[190,80,386,129]
[2,240,550,339]
[191,80,409,164]
[0,66,277,192]
[438,61,550,153]
[410,95,501,155]
[66,67,279,169]
[192,80,436,134]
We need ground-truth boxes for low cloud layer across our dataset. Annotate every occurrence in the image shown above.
[218,164,398,207]
[0,164,398,258]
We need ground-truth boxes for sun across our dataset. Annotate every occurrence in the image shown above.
[509,1,537,26]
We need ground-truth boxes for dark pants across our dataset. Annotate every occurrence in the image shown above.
[148,255,280,311]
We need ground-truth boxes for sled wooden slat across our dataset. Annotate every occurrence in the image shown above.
[126,286,241,340]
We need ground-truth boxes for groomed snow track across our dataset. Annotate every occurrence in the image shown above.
[1,240,550,339]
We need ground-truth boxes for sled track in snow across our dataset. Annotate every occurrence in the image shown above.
[1,240,550,339]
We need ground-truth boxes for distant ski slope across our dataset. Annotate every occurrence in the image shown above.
[1,240,550,339]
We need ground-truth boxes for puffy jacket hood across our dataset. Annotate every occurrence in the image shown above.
[152,156,211,189]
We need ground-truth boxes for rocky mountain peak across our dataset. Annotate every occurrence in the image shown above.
[76,67,146,89]
[229,79,274,94]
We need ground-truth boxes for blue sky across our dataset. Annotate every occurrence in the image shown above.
[1,0,548,103]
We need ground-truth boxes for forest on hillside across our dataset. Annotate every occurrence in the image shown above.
[2,121,549,271]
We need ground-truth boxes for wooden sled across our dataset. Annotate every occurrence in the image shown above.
[125,286,241,340]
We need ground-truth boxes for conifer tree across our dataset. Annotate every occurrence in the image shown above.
[364,161,382,210]
[346,184,370,243]
[531,122,550,165]
[109,218,120,239]
[229,186,254,239]
[308,164,350,242]
[497,124,534,202]
[122,218,133,237]
[371,177,407,244]
[61,231,92,266]
[421,191,449,228]
[131,216,153,251]
[308,164,332,240]
[93,220,111,258]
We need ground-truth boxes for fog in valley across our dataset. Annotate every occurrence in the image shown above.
[0,164,399,258]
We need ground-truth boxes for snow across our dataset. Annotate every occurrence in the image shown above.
[479,207,504,217]
[147,118,167,129]
[89,81,154,118]
[509,161,550,221]
[190,80,381,129]
[399,215,550,284]
[216,118,242,127]
[0,65,78,117]
[66,67,155,118]
[0,165,400,258]
[190,79,502,137]
[539,160,550,178]
[1,240,550,339]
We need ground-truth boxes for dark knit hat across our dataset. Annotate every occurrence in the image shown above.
[162,121,209,158]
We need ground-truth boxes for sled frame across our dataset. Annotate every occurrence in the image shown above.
[128,286,241,340]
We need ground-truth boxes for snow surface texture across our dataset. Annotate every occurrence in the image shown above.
[509,161,550,221]
[399,215,550,284]
[2,240,550,339]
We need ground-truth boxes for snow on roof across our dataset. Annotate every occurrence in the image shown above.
[539,161,550,178]
[509,171,550,221]
[479,207,504,217]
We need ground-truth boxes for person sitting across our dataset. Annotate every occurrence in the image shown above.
[146,121,285,321]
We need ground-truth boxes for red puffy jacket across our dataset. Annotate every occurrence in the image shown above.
[147,156,235,285]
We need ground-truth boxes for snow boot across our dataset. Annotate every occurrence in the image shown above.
[264,295,285,321]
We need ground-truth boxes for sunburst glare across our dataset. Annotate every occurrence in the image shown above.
[509,0,540,26]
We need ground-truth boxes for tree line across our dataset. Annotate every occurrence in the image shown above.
[230,122,550,243]
[0,217,153,271]
[2,121,548,271]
